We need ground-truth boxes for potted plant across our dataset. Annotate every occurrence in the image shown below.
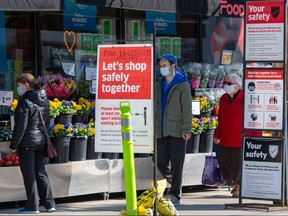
[195,96,213,117]
[71,97,91,124]
[48,123,73,163]
[200,116,218,153]
[86,119,101,159]
[9,99,18,129]
[69,123,90,161]
[187,117,204,154]
[54,100,76,125]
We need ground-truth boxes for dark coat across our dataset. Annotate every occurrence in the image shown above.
[10,89,50,150]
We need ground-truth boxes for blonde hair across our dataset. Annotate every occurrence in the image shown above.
[16,73,35,88]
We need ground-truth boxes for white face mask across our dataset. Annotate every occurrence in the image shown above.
[160,67,171,77]
[224,84,236,94]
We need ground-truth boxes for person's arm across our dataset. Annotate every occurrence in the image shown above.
[180,81,192,140]
[9,99,29,151]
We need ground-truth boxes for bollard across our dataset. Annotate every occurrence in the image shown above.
[120,101,137,215]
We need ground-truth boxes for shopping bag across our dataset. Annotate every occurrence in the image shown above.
[44,139,57,158]
[201,154,223,186]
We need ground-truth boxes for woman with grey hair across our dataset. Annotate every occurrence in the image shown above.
[214,73,261,198]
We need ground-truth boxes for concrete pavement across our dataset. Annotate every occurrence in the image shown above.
[1,186,288,215]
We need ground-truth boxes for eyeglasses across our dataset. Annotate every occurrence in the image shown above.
[223,82,237,86]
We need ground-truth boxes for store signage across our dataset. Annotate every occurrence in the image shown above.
[0,91,13,106]
[64,0,96,32]
[245,0,285,61]
[242,137,283,200]
[243,68,284,131]
[145,12,176,35]
[95,44,154,153]
[219,0,244,16]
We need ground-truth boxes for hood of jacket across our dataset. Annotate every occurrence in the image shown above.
[22,89,48,106]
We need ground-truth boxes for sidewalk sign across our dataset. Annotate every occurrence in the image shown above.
[226,0,288,211]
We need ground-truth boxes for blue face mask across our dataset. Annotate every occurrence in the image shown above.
[160,67,171,77]
[17,86,25,96]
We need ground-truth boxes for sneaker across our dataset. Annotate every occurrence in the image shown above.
[170,195,180,206]
[19,208,40,214]
[47,207,56,212]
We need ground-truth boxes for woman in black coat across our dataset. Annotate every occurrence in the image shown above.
[9,73,56,214]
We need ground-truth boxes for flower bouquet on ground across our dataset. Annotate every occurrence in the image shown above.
[48,123,73,137]
[37,74,76,99]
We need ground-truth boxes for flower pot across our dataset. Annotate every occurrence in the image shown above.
[87,137,102,159]
[50,136,71,163]
[10,115,15,130]
[186,133,200,154]
[72,114,89,124]
[199,129,215,153]
[55,114,72,125]
[201,109,212,118]
[69,137,88,161]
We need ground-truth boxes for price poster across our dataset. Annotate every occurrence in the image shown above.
[95,44,154,153]
[0,91,13,106]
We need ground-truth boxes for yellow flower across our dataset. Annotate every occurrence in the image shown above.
[10,99,18,110]
[89,128,95,135]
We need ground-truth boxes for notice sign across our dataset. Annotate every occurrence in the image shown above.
[95,44,153,153]
[245,0,285,61]
[244,68,284,130]
[242,137,283,200]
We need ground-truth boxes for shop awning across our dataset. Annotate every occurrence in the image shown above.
[76,0,176,13]
[0,0,63,11]
[76,0,244,17]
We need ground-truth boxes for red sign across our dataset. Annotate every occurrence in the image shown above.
[97,45,152,99]
[246,1,285,24]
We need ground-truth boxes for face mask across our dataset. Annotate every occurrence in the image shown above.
[224,84,236,94]
[17,86,25,96]
[160,67,171,77]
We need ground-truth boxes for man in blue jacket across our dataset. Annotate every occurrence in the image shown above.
[155,54,192,206]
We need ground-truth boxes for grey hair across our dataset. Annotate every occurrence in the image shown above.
[225,73,242,88]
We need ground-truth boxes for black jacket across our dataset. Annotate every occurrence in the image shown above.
[10,89,50,150]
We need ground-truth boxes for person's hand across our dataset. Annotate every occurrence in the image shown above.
[214,138,220,144]
[183,134,191,141]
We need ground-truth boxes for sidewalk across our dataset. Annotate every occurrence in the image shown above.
[0,186,288,215]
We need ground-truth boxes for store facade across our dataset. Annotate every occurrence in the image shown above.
[0,0,246,202]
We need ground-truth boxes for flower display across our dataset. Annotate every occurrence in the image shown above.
[10,99,18,115]
[37,74,76,98]
[87,118,96,137]
[48,123,73,137]
[191,117,203,134]
[59,100,77,115]
[195,96,212,113]
[71,97,91,116]
[201,116,218,130]
[49,98,61,118]
[72,81,91,100]
[72,122,90,139]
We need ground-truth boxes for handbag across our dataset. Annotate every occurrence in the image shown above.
[36,105,57,158]
[201,153,223,186]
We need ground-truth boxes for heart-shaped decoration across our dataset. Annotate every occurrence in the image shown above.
[64,31,76,53]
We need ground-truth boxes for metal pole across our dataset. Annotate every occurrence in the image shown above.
[153,26,158,216]
[120,101,137,215]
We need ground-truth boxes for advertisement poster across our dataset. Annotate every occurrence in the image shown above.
[145,12,176,35]
[95,44,153,153]
[242,137,283,200]
[245,0,285,61]
[244,68,284,130]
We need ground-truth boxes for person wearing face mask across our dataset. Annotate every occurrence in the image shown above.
[155,54,192,206]
[214,73,261,198]
[9,73,56,214]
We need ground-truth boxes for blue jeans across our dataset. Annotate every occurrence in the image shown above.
[157,136,186,199]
